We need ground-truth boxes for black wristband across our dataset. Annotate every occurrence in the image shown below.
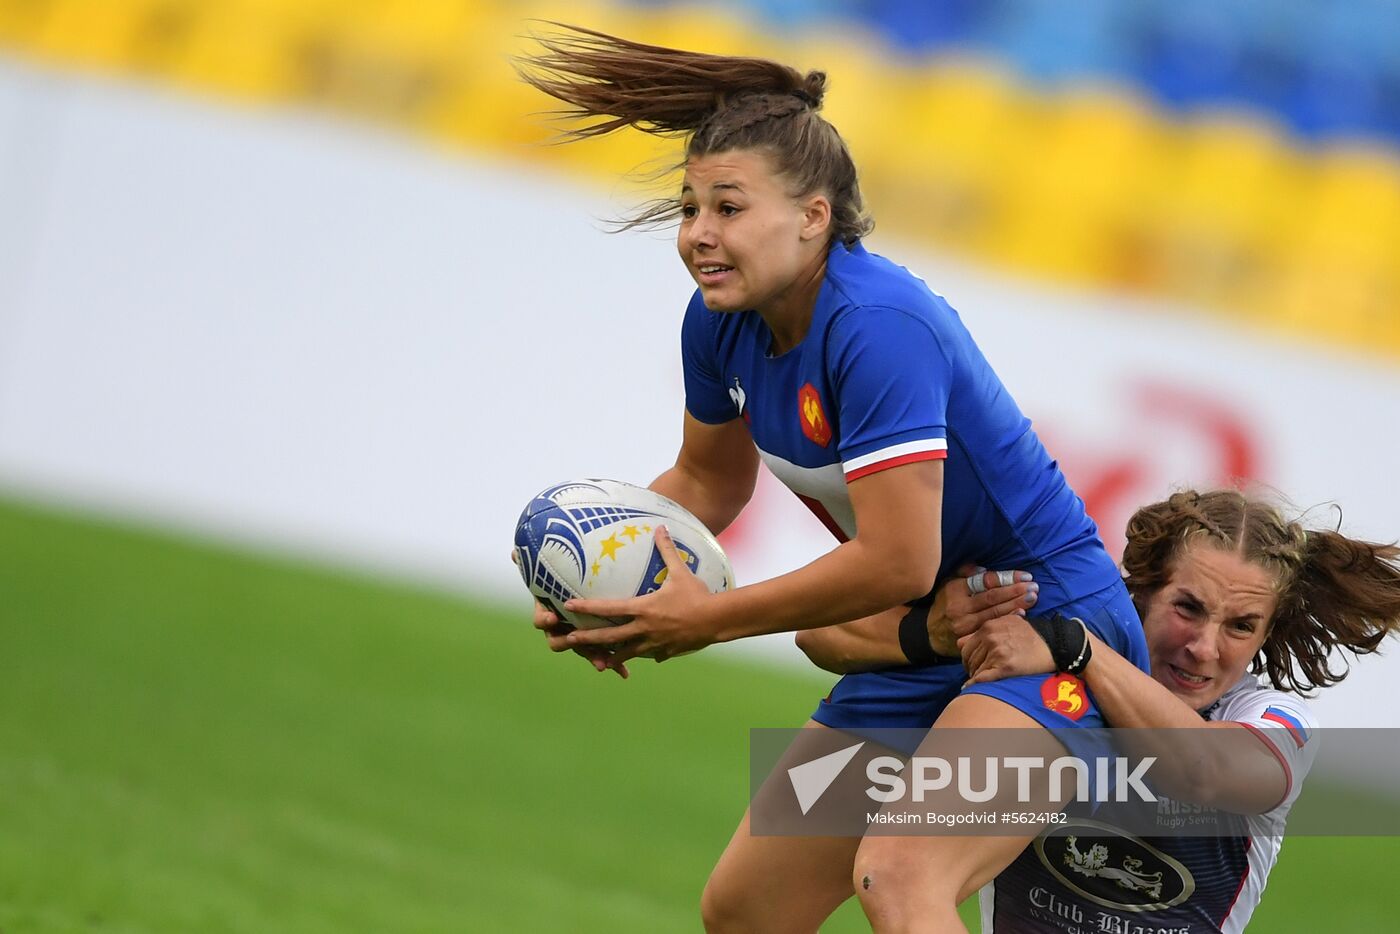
[1025,614,1092,674]
[898,604,938,666]
[898,604,960,667]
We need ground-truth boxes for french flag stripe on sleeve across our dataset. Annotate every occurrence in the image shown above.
[844,439,948,481]
[1261,706,1310,748]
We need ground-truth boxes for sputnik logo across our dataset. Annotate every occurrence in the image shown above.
[787,742,865,815]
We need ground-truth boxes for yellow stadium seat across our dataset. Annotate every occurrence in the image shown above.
[642,4,770,60]
[869,57,1031,257]
[165,0,334,100]
[1268,145,1400,348]
[1300,144,1400,259]
[993,84,1169,284]
[1141,114,1307,316]
[457,3,700,182]
[28,0,165,70]
[458,1,631,149]
[0,0,58,46]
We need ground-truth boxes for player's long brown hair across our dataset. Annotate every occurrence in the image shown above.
[1122,489,1400,695]
[517,24,873,244]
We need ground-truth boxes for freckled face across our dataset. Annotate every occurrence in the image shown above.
[675,150,819,314]
[1141,541,1278,711]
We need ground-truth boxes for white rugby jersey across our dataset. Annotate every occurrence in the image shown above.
[980,673,1319,934]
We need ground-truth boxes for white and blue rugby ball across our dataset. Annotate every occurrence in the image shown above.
[513,479,735,629]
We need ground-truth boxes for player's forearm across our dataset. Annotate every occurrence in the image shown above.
[1080,634,1205,731]
[795,609,908,673]
[708,538,935,642]
[1081,635,1286,810]
[649,464,750,536]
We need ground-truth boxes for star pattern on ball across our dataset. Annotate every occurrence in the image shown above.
[598,532,626,562]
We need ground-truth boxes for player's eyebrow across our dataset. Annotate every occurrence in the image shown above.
[680,181,745,194]
[1177,587,1265,623]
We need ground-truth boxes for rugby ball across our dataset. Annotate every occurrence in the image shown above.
[513,479,735,629]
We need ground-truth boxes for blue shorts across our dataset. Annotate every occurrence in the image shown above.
[811,581,1146,732]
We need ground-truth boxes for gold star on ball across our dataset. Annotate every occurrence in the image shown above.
[598,533,625,562]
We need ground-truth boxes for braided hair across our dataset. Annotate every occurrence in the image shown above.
[517,24,873,244]
[1122,489,1400,695]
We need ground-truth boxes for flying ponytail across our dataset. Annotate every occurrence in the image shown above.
[518,24,873,244]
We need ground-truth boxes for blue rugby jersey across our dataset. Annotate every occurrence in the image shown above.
[680,238,1125,615]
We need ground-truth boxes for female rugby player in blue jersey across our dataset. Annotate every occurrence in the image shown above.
[519,26,1147,932]
[800,489,1400,932]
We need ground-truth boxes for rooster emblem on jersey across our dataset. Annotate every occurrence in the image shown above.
[1041,673,1088,721]
[798,382,832,446]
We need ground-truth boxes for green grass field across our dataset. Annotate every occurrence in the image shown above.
[1,496,1395,932]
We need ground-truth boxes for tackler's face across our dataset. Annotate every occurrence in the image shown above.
[1140,540,1278,712]
[676,149,827,315]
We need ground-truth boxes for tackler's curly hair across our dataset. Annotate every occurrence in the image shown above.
[1122,489,1400,695]
[517,23,873,245]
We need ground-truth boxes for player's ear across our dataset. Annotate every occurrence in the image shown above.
[799,193,832,242]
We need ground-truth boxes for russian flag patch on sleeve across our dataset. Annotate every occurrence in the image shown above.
[1261,706,1310,748]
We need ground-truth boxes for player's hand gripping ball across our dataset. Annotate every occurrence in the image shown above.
[513,479,735,629]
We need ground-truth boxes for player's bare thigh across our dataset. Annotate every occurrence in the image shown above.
[702,719,860,934]
[852,694,1071,933]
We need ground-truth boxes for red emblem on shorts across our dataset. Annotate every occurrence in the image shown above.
[1041,674,1088,721]
[798,383,831,447]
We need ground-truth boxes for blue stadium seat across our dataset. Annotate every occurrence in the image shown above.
[977,0,1132,83]
[872,0,983,52]
[619,0,1400,145]
[1286,59,1383,141]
